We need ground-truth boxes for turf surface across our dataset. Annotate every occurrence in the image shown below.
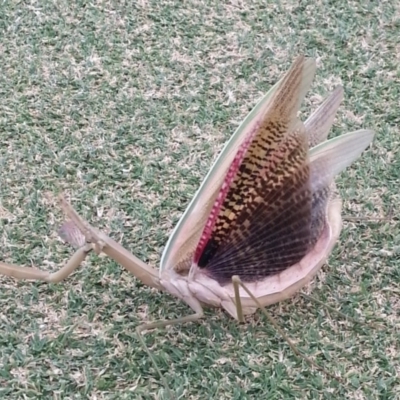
[0,1,399,399]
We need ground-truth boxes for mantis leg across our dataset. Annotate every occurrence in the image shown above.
[59,196,162,290]
[2,195,162,290]
[136,311,204,400]
[231,275,343,383]
[0,244,94,283]
[232,276,245,323]
[300,292,383,329]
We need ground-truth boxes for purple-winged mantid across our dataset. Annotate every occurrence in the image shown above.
[0,56,375,394]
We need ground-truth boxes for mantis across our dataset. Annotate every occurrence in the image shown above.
[0,56,374,397]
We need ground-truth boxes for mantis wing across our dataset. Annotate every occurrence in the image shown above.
[160,57,316,274]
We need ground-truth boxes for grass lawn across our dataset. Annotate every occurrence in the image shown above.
[0,1,399,399]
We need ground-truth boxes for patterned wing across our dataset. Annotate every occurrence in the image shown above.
[160,56,316,275]
[193,57,315,283]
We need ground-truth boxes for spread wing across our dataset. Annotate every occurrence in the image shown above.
[193,60,374,283]
[194,56,315,283]
[160,56,316,274]
[161,56,374,284]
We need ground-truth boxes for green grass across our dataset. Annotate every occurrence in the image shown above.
[0,1,399,399]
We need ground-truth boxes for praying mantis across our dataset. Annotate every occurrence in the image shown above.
[0,56,375,397]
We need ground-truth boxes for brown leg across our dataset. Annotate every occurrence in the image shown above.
[59,195,162,290]
[231,275,245,323]
[300,292,383,329]
[136,311,204,400]
[231,275,343,384]
[0,244,94,282]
